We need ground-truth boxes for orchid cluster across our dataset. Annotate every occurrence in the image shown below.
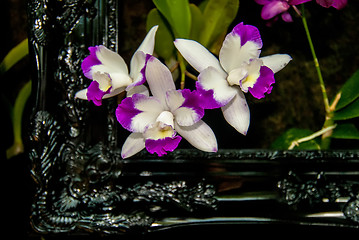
[255,0,347,23]
[75,22,291,158]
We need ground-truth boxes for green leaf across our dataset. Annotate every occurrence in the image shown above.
[271,128,321,150]
[189,4,204,42]
[0,38,28,75]
[199,0,239,48]
[146,8,175,60]
[333,97,359,120]
[331,123,359,140]
[153,0,191,38]
[6,80,32,159]
[335,69,359,111]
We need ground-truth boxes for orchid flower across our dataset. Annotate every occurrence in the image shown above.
[116,56,218,158]
[316,0,347,9]
[75,25,158,106]
[174,22,292,135]
[254,0,312,22]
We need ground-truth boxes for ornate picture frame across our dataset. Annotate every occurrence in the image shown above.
[27,0,359,237]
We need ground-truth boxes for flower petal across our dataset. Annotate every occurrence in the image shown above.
[75,88,88,100]
[134,25,158,55]
[174,39,223,73]
[166,89,204,126]
[197,66,237,107]
[175,120,218,152]
[221,89,250,135]
[255,0,272,5]
[219,24,262,72]
[116,94,163,132]
[281,11,293,22]
[332,0,347,9]
[260,54,292,73]
[81,46,102,79]
[127,85,149,97]
[93,45,129,76]
[145,135,182,157]
[145,56,176,107]
[102,86,126,99]
[98,46,128,73]
[121,132,145,159]
[290,0,312,4]
[128,51,150,90]
[86,81,111,106]
[261,1,290,20]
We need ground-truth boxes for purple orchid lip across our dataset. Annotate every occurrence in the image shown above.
[86,81,111,106]
[81,46,102,79]
[247,66,275,99]
[145,135,182,156]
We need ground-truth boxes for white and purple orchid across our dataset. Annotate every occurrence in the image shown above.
[174,22,292,135]
[75,25,158,106]
[116,56,218,158]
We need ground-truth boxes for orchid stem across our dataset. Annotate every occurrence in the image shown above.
[300,5,330,114]
[288,124,337,150]
[177,52,186,89]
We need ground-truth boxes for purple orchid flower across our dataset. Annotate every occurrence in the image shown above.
[116,56,217,158]
[75,25,158,106]
[174,22,292,135]
[316,0,347,9]
[255,0,312,22]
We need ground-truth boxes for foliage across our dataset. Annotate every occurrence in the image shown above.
[1,38,31,159]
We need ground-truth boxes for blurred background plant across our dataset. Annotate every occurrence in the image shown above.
[145,0,359,150]
[146,0,239,89]
[1,39,31,159]
[267,2,359,150]
[1,0,31,161]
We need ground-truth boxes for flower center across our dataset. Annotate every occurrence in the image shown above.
[93,71,112,92]
[143,111,175,140]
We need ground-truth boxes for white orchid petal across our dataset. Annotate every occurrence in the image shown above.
[221,89,250,135]
[174,39,223,73]
[102,86,126,99]
[96,45,129,75]
[121,132,145,159]
[166,89,185,111]
[75,89,88,100]
[127,85,149,97]
[173,107,201,126]
[175,120,218,152]
[131,96,164,133]
[260,54,292,73]
[116,94,163,133]
[145,56,176,107]
[107,72,132,90]
[135,25,158,55]
[198,66,237,106]
[219,33,261,73]
[129,51,147,81]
